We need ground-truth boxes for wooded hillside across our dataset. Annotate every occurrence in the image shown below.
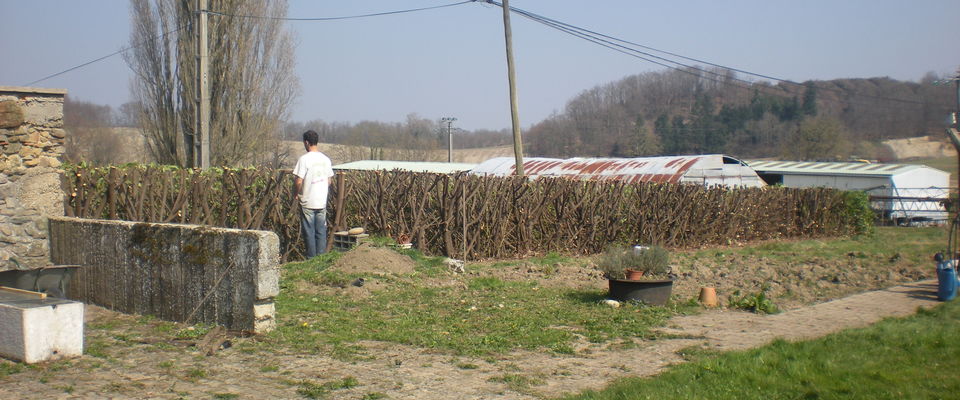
[526,68,955,161]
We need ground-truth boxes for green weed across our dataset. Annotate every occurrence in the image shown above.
[728,288,780,314]
[488,373,545,392]
[296,376,359,399]
[0,361,25,378]
[186,367,207,379]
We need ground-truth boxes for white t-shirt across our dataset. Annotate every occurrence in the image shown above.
[293,151,334,209]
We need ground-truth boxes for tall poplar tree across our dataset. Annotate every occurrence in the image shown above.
[125,0,299,167]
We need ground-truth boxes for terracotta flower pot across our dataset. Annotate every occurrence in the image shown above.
[624,269,645,280]
[699,287,718,307]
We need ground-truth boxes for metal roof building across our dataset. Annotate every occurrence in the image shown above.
[333,160,477,174]
[747,160,950,223]
[470,155,766,188]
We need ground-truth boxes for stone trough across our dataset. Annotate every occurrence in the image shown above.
[0,287,84,364]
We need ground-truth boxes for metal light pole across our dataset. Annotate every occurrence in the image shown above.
[441,117,457,162]
[935,69,960,190]
[196,0,210,169]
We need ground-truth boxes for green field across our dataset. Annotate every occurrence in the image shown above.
[561,300,960,400]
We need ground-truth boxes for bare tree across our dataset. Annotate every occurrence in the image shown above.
[124,0,299,167]
[64,98,121,165]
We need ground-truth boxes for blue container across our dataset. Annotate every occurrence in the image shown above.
[937,261,958,301]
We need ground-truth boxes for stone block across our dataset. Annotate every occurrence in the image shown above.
[22,102,63,127]
[0,101,24,129]
[39,157,61,168]
[26,242,47,257]
[20,146,42,158]
[25,131,40,145]
[3,142,21,155]
[0,291,84,364]
[255,231,280,300]
[48,129,65,139]
[253,301,276,333]
[23,222,45,239]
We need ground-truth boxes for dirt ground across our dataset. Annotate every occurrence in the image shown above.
[0,247,945,400]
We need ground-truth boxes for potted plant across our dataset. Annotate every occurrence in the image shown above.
[598,245,674,305]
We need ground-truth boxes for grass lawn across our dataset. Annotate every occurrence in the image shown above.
[560,299,960,399]
[680,226,944,263]
[268,250,694,357]
[260,227,945,359]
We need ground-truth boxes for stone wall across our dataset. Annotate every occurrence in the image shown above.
[48,217,280,333]
[0,86,67,271]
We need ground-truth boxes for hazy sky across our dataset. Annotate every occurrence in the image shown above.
[1,0,958,131]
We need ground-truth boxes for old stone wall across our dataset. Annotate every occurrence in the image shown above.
[48,217,280,333]
[0,86,67,271]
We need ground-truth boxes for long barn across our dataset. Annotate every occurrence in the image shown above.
[747,160,950,224]
[470,155,766,188]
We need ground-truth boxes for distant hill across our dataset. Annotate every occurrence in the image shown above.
[525,68,955,161]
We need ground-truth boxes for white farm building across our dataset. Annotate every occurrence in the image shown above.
[747,160,951,224]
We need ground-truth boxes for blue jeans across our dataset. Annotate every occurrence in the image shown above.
[300,207,327,258]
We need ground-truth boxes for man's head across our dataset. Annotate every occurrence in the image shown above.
[302,130,320,146]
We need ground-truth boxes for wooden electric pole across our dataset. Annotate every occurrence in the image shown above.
[196,0,210,169]
[499,0,525,176]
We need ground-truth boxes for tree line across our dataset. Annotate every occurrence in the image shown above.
[526,68,955,161]
[63,1,953,166]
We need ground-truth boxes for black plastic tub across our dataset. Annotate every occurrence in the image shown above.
[607,278,674,306]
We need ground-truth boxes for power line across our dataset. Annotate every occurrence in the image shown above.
[22,25,186,87]
[206,1,476,21]
[20,1,475,87]
[483,0,945,110]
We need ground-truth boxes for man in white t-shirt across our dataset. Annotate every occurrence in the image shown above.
[292,130,335,258]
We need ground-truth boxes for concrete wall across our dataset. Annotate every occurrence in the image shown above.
[0,86,67,271]
[48,217,280,333]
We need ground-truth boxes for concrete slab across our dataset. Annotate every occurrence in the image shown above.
[0,290,83,364]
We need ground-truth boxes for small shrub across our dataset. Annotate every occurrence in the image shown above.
[598,245,670,279]
[841,190,876,236]
[728,289,779,314]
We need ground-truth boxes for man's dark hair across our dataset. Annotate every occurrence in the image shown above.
[302,130,319,146]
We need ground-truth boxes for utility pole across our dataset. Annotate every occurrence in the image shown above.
[442,117,457,162]
[498,0,525,176]
[196,0,210,169]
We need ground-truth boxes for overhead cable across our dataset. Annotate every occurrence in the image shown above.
[206,0,476,21]
[21,1,475,86]
[482,0,940,109]
[23,25,186,87]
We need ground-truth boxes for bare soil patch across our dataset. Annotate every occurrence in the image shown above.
[330,242,417,276]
